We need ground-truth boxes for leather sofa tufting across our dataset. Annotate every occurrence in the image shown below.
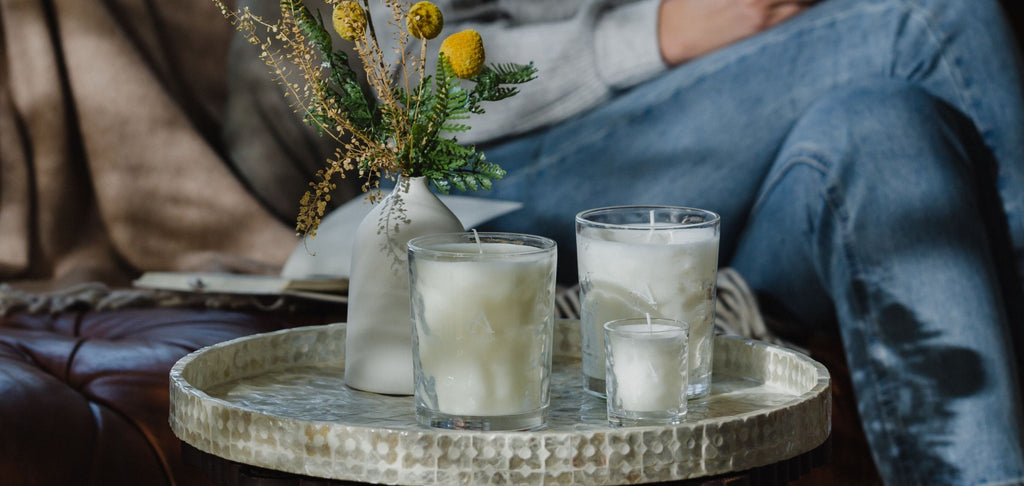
[0,308,301,486]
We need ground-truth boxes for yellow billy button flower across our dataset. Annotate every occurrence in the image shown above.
[407,1,444,40]
[332,1,366,41]
[439,29,485,79]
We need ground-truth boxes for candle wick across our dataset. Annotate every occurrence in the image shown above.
[646,210,656,243]
[645,312,652,333]
[472,228,483,253]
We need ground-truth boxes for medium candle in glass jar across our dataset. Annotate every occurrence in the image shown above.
[408,232,557,431]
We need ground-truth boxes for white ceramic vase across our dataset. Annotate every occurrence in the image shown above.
[344,175,464,395]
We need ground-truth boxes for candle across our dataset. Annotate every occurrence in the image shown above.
[408,232,557,430]
[576,206,719,399]
[604,317,689,425]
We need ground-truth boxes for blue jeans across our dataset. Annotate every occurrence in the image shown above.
[472,0,1024,483]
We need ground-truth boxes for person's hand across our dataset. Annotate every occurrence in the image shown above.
[658,0,816,65]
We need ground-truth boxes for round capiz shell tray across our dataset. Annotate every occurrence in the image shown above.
[170,320,830,485]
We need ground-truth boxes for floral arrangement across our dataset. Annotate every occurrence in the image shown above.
[213,0,536,237]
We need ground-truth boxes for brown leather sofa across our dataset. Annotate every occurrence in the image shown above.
[0,307,307,486]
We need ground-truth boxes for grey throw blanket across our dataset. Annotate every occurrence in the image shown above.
[0,0,318,287]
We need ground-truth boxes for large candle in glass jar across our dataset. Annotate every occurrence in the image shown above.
[408,232,557,431]
[576,206,719,399]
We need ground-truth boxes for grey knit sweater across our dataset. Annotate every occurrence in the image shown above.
[370,0,669,144]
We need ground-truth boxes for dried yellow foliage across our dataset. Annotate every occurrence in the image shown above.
[407,1,443,40]
[440,29,484,78]
[332,1,366,41]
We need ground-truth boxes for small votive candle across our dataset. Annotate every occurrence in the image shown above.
[408,232,557,431]
[604,317,689,426]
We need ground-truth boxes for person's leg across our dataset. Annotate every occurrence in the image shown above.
[730,80,1024,485]
[475,0,1024,285]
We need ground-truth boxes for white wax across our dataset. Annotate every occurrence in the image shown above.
[607,323,687,412]
[411,243,555,416]
[578,227,718,386]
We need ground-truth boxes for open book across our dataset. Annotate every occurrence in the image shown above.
[133,195,521,302]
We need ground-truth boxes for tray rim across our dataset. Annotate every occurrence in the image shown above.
[169,321,831,485]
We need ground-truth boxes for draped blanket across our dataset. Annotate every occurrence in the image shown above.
[0,0,310,287]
